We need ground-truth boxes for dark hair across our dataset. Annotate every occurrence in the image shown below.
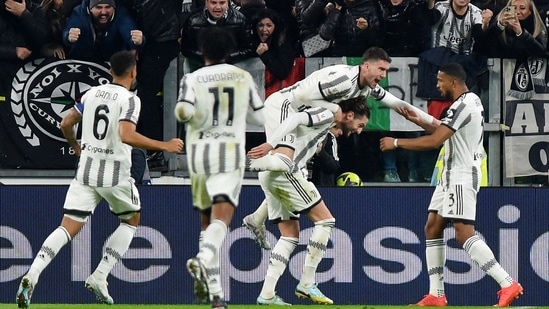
[339,96,371,119]
[361,47,392,64]
[439,63,466,82]
[109,51,136,77]
[198,27,236,62]
[251,8,286,47]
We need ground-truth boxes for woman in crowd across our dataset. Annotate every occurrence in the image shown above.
[484,0,547,58]
[251,8,296,81]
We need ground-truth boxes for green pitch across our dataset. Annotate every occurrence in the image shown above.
[0,303,549,309]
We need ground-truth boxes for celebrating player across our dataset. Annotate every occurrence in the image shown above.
[15,50,183,308]
[247,97,369,305]
[174,27,265,309]
[379,63,523,307]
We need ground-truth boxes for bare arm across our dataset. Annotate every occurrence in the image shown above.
[119,121,183,153]
[60,107,82,157]
[380,124,453,152]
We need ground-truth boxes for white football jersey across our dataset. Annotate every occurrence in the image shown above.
[278,65,373,113]
[75,84,140,187]
[432,0,483,55]
[178,63,264,174]
[440,92,484,189]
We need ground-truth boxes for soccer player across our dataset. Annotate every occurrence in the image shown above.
[174,27,265,309]
[379,63,523,307]
[15,50,183,308]
[243,46,435,250]
[247,96,370,305]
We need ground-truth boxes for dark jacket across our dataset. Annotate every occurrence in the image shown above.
[130,0,182,43]
[377,0,430,57]
[481,14,548,59]
[181,6,254,64]
[62,0,143,61]
[310,133,339,186]
[0,0,48,60]
[319,0,382,57]
[0,0,48,95]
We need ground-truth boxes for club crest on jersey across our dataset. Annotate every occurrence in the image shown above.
[10,58,111,146]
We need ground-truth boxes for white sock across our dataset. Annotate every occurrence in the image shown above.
[300,218,335,287]
[426,238,445,297]
[199,230,205,247]
[463,235,513,288]
[28,226,71,284]
[93,223,137,281]
[260,236,298,299]
[197,220,227,264]
[249,153,293,172]
[197,220,228,299]
[250,199,268,225]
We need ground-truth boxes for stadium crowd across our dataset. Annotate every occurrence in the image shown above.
[0,0,548,185]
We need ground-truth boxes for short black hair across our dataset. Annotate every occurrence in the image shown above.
[109,51,136,77]
[439,63,466,82]
[198,27,236,63]
[338,96,371,119]
[361,47,391,64]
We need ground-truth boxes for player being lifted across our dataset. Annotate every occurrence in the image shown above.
[174,27,265,309]
[243,47,436,250]
[16,50,183,308]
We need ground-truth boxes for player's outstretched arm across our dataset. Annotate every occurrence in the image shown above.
[119,121,184,153]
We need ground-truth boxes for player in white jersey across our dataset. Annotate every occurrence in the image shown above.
[174,27,265,309]
[379,63,523,307]
[15,51,183,308]
[245,97,369,305]
[243,47,437,251]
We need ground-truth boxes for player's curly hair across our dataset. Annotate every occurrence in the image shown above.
[338,96,370,119]
[198,27,236,63]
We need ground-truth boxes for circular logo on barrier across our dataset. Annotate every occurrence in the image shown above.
[514,63,530,92]
[10,59,111,146]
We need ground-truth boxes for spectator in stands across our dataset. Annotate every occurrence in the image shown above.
[62,0,144,61]
[252,8,295,80]
[295,0,333,57]
[377,0,431,57]
[309,127,342,186]
[127,0,183,171]
[181,0,254,64]
[239,0,265,21]
[39,0,68,59]
[483,0,547,58]
[265,0,300,52]
[0,0,48,98]
[319,0,383,57]
[416,0,490,132]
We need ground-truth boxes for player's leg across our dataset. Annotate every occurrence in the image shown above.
[450,185,522,307]
[257,219,298,306]
[249,94,295,172]
[415,186,448,306]
[242,197,271,250]
[255,171,296,305]
[85,181,141,305]
[190,171,241,306]
[295,200,334,305]
[17,180,98,308]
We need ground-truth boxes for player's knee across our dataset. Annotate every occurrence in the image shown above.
[315,217,335,233]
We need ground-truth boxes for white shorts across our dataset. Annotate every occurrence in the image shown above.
[63,178,141,221]
[190,169,244,211]
[264,92,298,149]
[428,184,477,222]
[259,170,322,223]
